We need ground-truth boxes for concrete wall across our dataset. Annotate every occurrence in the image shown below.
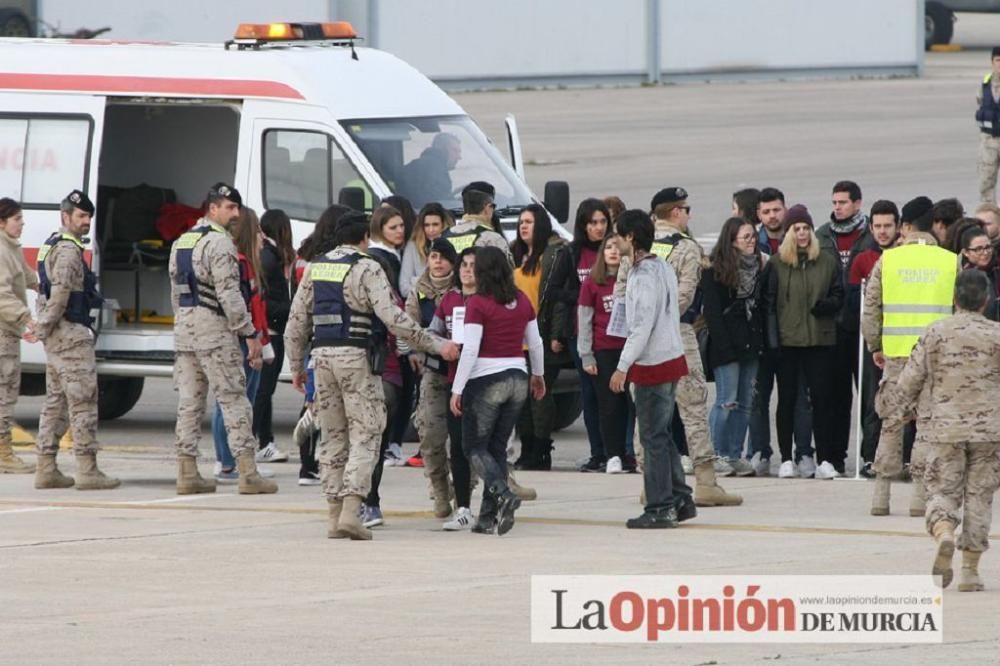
[36,0,923,85]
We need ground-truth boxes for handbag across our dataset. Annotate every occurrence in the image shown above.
[696,324,714,383]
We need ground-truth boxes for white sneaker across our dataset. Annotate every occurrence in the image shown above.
[815,461,841,480]
[778,460,798,478]
[443,507,474,531]
[750,452,771,477]
[605,456,624,474]
[681,455,694,475]
[384,442,405,467]
[713,457,735,477]
[255,442,289,463]
[797,455,817,479]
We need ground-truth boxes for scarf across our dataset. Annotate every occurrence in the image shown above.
[415,269,454,300]
[829,210,867,236]
[462,213,493,228]
[736,254,759,299]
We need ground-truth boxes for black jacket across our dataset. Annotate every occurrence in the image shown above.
[260,243,291,335]
[815,216,871,331]
[700,265,764,368]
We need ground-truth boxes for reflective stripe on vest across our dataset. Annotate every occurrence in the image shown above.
[311,252,385,346]
[651,232,701,323]
[441,226,489,253]
[881,244,958,357]
[174,223,226,315]
[37,232,102,326]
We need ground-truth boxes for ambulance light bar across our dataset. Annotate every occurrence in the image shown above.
[229,22,357,48]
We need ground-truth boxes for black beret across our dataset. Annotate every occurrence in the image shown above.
[650,186,688,211]
[208,182,242,207]
[64,189,94,215]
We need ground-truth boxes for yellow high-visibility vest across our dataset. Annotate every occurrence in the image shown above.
[881,243,957,357]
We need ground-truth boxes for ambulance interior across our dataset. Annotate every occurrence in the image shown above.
[95,100,239,361]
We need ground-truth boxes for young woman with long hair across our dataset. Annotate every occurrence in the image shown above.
[577,234,632,474]
[253,209,294,464]
[368,205,407,289]
[547,198,613,471]
[764,205,843,480]
[510,204,570,471]
[212,207,273,482]
[399,202,454,298]
[702,217,766,475]
[450,246,545,535]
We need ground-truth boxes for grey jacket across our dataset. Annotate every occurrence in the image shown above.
[616,255,685,373]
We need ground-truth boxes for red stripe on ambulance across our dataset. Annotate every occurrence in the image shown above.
[0,73,304,99]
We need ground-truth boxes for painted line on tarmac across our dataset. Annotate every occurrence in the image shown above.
[0,497,992,541]
[0,506,63,515]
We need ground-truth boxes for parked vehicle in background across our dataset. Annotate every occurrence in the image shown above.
[927,0,1000,48]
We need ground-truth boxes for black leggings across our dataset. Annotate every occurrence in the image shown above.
[592,349,629,460]
[365,380,402,507]
[776,346,836,465]
[253,335,283,448]
[447,395,472,509]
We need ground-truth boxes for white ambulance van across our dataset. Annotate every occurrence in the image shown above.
[0,22,578,422]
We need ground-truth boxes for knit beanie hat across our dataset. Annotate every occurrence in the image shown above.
[782,204,813,232]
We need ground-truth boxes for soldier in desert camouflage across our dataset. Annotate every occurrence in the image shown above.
[34,190,118,491]
[878,270,1000,592]
[169,183,276,496]
[285,210,458,541]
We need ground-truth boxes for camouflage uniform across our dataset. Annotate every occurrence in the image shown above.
[35,235,99,456]
[406,271,454,508]
[977,73,1000,203]
[878,311,1000,552]
[0,229,37,447]
[285,245,445,501]
[169,219,258,459]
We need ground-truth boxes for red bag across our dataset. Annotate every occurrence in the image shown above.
[156,203,203,242]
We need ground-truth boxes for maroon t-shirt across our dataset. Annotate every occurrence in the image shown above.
[576,246,598,283]
[767,237,780,255]
[465,291,536,358]
[578,275,625,351]
[435,289,467,384]
[834,228,863,267]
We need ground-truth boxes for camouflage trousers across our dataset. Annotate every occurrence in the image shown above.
[313,347,386,500]
[677,324,714,466]
[36,337,98,455]
[873,357,911,479]
[924,441,1000,552]
[415,370,451,488]
[0,332,20,443]
[173,342,256,458]
[978,134,1000,203]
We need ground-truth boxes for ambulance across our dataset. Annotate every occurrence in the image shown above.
[0,22,578,422]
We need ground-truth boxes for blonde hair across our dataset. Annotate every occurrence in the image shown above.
[778,225,820,265]
[410,203,454,260]
[975,202,1000,218]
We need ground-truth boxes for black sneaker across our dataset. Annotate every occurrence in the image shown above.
[496,491,522,536]
[579,457,606,473]
[676,497,697,523]
[860,462,875,479]
[626,508,678,529]
[622,454,639,473]
[471,517,496,535]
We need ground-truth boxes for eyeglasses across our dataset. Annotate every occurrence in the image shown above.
[967,245,994,254]
[679,205,691,213]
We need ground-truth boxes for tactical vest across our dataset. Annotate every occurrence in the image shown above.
[441,225,491,253]
[173,224,226,316]
[651,231,702,324]
[417,291,447,375]
[37,233,103,327]
[977,73,1000,137]
[881,243,958,358]
[311,252,386,348]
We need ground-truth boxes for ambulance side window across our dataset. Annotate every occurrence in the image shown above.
[262,129,370,222]
[0,116,90,206]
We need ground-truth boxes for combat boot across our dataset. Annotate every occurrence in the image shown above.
[335,495,372,540]
[176,455,216,495]
[237,453,278,494]
[75,453,121,490]
[931,521,956,588]
[693,461,743,507]
[34,453,74,489]
[431,475,453,518]
[870,477,891,516]
[507,470,537,501]
[327,498,346,539]
[909,478,926,517]
[0,440,34,474]
[958,551,984,592]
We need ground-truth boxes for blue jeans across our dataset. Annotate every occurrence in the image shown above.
[710,359,758,461]
[569,336,604,460]
[749,352,813,461]
[213,340,261,469]
[632,381,691,512]
[462,369,528,495]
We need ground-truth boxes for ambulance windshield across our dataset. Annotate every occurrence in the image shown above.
[342,115,535,211]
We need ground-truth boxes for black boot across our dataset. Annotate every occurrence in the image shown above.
[473,490,498,534]
[676,495,697,523]
[626,507,678,529]
[493,483,522,536]
[521,438,552,471]
[514,435,536,470]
